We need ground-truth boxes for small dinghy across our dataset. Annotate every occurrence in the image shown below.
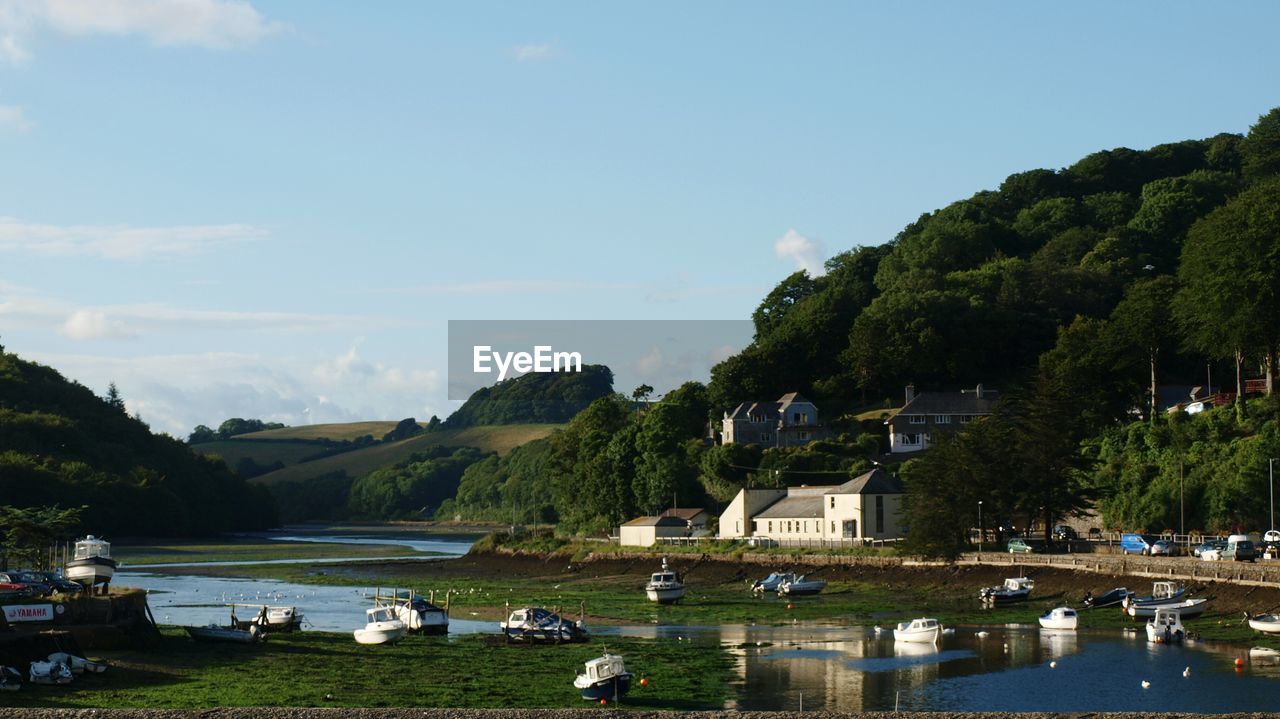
[1126,598,1207,619]
[893,617,941,644]
[232,604,304,632]
[778,575,826,597]
[0,666,21,692]
[573,653,633,701]
[28,660,73,685]
[47,652,107,674]
[1083,587,1132,609]
[185,623,262,644]
[644,557,685,604]
[980,577,1034,606]
[501,606,589,643]
[1039,607,1079,630]
[1146,607,1186,645]
[752,572,796,594]
[353,605,407,645]
[1248,613,1280,634]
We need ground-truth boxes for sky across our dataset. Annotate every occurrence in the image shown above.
[0,0,1278,436]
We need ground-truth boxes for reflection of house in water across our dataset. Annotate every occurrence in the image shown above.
[719,624,873,711]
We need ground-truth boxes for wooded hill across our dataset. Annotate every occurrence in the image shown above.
[0,345,277,537]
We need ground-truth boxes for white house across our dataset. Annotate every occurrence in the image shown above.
[717,468,904,543]
[619,515,689,547]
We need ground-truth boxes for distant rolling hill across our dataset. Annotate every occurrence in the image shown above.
[237,421,412,442]
[249,423,560,486]
[191,439,325,469]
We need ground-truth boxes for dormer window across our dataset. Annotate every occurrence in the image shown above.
[908,415,926,425]
[934,415,951,424]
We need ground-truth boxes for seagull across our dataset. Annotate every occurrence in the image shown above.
[1141,680,1151,689]
[976,631,990,638]
[1183,667,1191,677]
[1049,661,1057,669]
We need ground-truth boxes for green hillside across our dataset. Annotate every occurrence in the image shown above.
[191,440,323,469]
[237,421,410,442]
[251,424,560,487]
[0,347,277,536]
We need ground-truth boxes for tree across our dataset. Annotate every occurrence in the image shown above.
[1110,277,1179,421]
[1241,107,1280,181]
[0,505,84,570]
[187,425,217,444]
[631,384,654,406]
[105,382,125,412]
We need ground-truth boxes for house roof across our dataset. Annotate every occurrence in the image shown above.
[754,495,824,519]
[777,392,813,405]
[826,468,904,495]
[622,515,687,528]
[660,507,708,521]
[726,391,815,420]
[895,386,998,418]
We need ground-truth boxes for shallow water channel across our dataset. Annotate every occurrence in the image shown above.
[119,531,1280,712]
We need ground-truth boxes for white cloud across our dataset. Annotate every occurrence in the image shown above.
[634,346,663,377]
[0,0,280,64]
[0,104,31,131]
[513,42,557,62]
[774,228,826,277]
[314,343,440,395]
[0,218,268,259]
[60,309,135,340]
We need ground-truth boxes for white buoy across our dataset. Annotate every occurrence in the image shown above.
[1141,680,1151,689]
[1183,667,1191,678]
[1049,661,1057,669]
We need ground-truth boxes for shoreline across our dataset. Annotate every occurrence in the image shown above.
[6,710,1280,719]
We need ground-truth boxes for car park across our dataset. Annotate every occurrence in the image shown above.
[1193,538,1226,557]
[1008,538,1034,554]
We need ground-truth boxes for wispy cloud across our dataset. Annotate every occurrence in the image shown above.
[60,309,136,340]
[0,0,281,65]
[379,279,639,295]
[774,228,826,277]
[0,218,268,259]
[513,41,557,62]
[0,104,31,131]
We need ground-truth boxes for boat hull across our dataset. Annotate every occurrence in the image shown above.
[893,627,940,643]
[779,581,826,597]
[577,674,632,701]
[184,625,259,644]
[353,625,407,645]
[1146,623,1185,644]
[1038,616,1078,630]
[65,557,116,586]
[1126,599,1207,619]
[646,587,685,604]
[1249,615,1280,634]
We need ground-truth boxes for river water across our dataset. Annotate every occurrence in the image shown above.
[118,531,1280,712]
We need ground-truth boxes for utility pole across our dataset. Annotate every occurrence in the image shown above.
[1179,460,1185,537]
[978,501,984,552]
[1270,458,1276,532]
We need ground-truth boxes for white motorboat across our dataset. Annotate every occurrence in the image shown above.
[1145,607,1186,644]
[980,577,1034,605]
[393,595,449,635]
[1248,613,1280,634]
[1126,598,1207,619]
[573,653,633,701]
[1124,581,1185,608]
[644,558,685,604]
[500,606,589,642]
[64,535,117,592]
[1038,606,1079,630]
[232,604,304,632]
[752,572,796,593]
[184,623,262,644]
[353,606,407,645]
[778,575,827,597]
[893,617,942,643]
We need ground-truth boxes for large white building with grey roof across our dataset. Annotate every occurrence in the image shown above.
[886,384,998,454]
[717,468,904,543]
[721,392,828,448]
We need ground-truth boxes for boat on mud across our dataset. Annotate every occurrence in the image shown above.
[1126,598,1208,619]
[1248,613,1280,634]
[980,577,1034,606]
[573,653,633,701]
[1124,581,1185,608]
[500,606,589,643]
[231,604,305,632]
[185,623,263,644]
[353,606,407,645]
[1146,607,1187,644]
[778,575,827,597]
[1038,607,1079,630]
[1083,587,1133,609]
[752,572,796,594]
[372,588,448,635]
[893,617,942,643]
[644,557,685,604]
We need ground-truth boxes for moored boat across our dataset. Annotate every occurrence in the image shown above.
[394,595,449,635]
[1126,598,1207,619]
[1248,613,1280,634]
[1124,581,1185,608]
[64,536,117,593]
[778,575,827,597]
[500,606,589,643]
[232,604,305,632]
[893,617,941,643]
[980,577,1034,606]
[644,558,685,604]
[1038,606,1079,630]
[1083,587,1132,609]
[573,653,633,701]
[1146,607,1186,644]
[185,623,262,644]
[353,606,407,645]
[752,572,796,594]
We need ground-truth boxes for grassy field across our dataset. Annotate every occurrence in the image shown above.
[190,440,329,469]
[252,424,561,486]
[6,629,733,709]
[113,537,432,566]
[238,421,410,442]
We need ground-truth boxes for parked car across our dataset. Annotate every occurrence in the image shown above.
[1193,538,1226,558]
[0,582,35,600]
[1008,538,1034,554]
[28,570,83,594]
[1053,525,1078,541]
[0,571,53,596]
[1120,533,1153,555]
[1150,540,1179,556]
[1224,536,1257,562]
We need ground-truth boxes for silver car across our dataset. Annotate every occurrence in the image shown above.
[1150,539,1179,556]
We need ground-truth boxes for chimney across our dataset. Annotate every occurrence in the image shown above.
[904,385,916,405]
[975,383,984,399]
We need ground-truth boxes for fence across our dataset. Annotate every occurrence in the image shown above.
[655,536,904,550]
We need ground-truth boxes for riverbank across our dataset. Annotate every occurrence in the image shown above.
[3,629,733,710]
[7,712,1280,719]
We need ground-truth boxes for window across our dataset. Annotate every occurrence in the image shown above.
[829,496,835,508]
[831,521,836,534]
[736,521,741,534]
[934,414,951,424]
[761,432,772,442]
[876,495,885,534]
[798,431,810,440]
[959,415,972,424]
[901,433,922,445]
[843,520,856,539]
[908,415,926,424]
[768,521,773,533]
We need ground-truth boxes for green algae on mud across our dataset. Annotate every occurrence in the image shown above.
[4,629,733,710]
[114,538,432,566]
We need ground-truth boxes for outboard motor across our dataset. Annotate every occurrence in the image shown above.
[0,666,21,691]
[1082,590,1094,608]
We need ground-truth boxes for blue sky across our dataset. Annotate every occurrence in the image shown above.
[0,0,1277,435]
